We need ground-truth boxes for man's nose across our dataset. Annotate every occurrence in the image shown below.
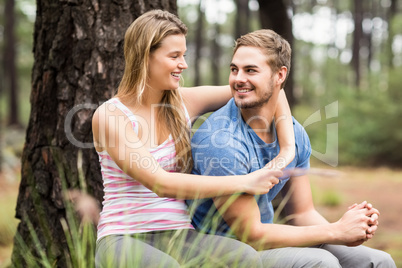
[235,70,247,83]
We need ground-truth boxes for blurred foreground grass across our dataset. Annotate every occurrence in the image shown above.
[0,183,19,268]
[0,128,401,267]
[0,184,18,246]
[0,127,23,268]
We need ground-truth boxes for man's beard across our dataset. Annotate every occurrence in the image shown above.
[234,81,274,109]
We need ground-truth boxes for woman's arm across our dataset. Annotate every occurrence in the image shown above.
[180,85,231,121]
[267,90,295,170]
[92,103,282,200]
[180,86,295,168]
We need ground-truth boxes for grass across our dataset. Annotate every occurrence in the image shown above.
[1,171,401,267]
[311,184,343,207]
[0,190,19,247]
[0,127,401,267]
[0,180,19,268]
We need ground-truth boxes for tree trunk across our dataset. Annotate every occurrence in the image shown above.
[3,0,20,126]
[258,0,295,108]
[365,1,373,74]
[387,0,397,68]
[352,0,363,89]
[194,0,204,86]
[211,22,221,85]
[234,0,250,39]
[11,1,177,267]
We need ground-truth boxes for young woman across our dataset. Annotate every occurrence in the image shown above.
[92,9,295,267]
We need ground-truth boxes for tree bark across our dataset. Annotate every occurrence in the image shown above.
[258,0,295,108]
[234,0,250,39]
[12,1,177,267]
[194,0,204,86]
[352,0,363,89]
[3,0,20,126]
[211,22,221,85]
[387,0,397,68]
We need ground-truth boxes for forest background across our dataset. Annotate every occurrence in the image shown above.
[0,0,401,267]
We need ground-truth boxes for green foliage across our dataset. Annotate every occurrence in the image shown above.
[390,14,402,35]
[337,76,402,166]
[11,191,97,267]
[310,182,342,207]
[60,209,96,268]
[321,190,342,207]
[294,66,402,167]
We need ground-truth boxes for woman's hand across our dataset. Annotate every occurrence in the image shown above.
[243,168,283,195]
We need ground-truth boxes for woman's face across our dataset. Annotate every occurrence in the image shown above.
[147,34,188,91]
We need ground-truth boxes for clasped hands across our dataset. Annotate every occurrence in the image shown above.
[338,200,379,247]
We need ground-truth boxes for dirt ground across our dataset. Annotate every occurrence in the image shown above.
[310,166,402,266]
[0,166,401,267]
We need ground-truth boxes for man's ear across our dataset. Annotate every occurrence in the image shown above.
[276,66,288,86]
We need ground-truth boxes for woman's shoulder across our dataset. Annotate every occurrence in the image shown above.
[95,98,131,116]
[92,98,141,150]
[93,98,131,128]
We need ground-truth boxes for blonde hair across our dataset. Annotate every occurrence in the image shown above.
[234,29,292,87]
[115,10,192,173]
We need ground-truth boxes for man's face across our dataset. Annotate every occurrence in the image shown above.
[229,46,276,109]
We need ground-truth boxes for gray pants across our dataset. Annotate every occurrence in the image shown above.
[95,229,262,267]
[259,244,396,268]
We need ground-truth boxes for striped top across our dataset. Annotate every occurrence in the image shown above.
[96,98,193,242]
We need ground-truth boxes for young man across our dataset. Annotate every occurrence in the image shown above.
[188,29,396,267]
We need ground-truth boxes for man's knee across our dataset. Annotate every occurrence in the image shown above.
[259,247,341,268]
[321,244,396,268]
[236,246,263,268]
[295,249,341,268]
[367,250,396,268]
[215,243,262,268]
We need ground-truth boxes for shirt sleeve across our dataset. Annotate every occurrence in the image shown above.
[192,130,251,177]
[295,123,312,169]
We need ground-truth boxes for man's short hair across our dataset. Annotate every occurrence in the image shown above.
[234,29,292,86]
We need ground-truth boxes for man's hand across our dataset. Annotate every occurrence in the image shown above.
[334,201,379,247]
[348,201,380,240]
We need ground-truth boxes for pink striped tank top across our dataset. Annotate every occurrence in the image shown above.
[96,98,193,242]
